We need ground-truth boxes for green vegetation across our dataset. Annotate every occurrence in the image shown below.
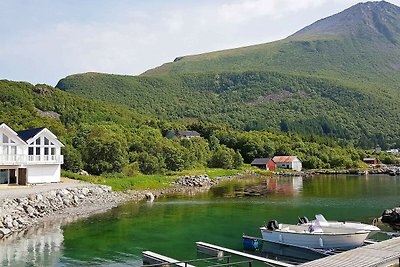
[0,79,374,186]
[62,171,172,191]
[57,71,400,149]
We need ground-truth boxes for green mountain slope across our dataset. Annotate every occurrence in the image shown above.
[2,79,375,175]
[57,1,400,149]
[143,1,400,90]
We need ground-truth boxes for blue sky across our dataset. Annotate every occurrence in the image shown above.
[1,0,400,86]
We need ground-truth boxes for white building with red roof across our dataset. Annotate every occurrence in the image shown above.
[272,156,302,171]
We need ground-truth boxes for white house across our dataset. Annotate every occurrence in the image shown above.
[272,156,302,171]
[0,123,64,185]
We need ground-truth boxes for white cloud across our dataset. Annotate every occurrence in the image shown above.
[218,0,327,23]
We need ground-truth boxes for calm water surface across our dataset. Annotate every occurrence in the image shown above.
[1,174,399,266]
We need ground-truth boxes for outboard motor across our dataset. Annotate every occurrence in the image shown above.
[381,208,400,224]
[298,216,309,224]
[266,220,279,230]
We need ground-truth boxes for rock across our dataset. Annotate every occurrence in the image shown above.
[63,199,71,207]
[78,170,89,176]
[25,205,36,217]
[12,220,19,229]
[145,193,155,202]
[0,228,11,236]
[4,216,13,229]
[81,188,90,196]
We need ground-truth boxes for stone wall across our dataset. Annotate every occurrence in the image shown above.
[0,185,126,239]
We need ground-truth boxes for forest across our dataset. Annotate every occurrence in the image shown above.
[2,79,394,180]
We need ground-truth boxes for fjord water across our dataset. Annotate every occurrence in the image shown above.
[1,175,399,266]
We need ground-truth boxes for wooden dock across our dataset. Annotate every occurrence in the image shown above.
[298,237,400,267]
[142,251,196,267]
[196,241,294,267]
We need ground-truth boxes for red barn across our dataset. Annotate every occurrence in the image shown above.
[250,158,276,171]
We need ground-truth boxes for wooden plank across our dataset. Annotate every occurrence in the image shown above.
[196,241,294,267]
[142,251,196,267]
[299,237,400,267]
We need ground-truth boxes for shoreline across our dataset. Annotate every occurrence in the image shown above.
[0,170,395,240]
[0,174,239,240]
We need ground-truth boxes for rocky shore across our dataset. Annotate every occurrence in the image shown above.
[0,184,132,239]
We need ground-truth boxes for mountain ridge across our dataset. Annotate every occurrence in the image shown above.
[57,1,400,149]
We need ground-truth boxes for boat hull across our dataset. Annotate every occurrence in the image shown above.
[260,227,369,250]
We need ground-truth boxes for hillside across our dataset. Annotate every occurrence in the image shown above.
[1,79,373,175]
[142,1,400,90]
[57,1,400,149]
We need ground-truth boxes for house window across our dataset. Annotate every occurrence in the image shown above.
[0,170,9,184]
[36,147,40,155]
[51,148,55,155]
[35,138,40,145]
[2,134,8,144]
[44,137,49,145]
[44,147,49,155]
[29,147,34,155]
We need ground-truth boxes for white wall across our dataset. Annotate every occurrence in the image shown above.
[26,165,60,184]
[292,159,302,171]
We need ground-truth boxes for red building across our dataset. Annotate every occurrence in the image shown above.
[250,158,276,171]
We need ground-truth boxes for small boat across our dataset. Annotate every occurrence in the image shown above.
[260,220,370,250]
[298,214,380,237]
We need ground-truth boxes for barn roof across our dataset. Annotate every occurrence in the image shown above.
[272,156,298,163]
[251,158,273,165]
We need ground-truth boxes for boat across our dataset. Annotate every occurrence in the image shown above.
[298,214,380,237]
[260,220,370,250]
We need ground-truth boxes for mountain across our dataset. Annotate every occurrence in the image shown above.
[56,1,400,149]
[142,1,400,88]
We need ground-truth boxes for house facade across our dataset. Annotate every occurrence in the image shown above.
[0,123,64,185]
[250,158,276,171]
[272,156,302,171]
[363,158,378,165]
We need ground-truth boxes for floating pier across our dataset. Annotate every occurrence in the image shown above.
[143,237,400,267]
[298,236,400,267]
[196,241,294,267]
[142,251,196,267]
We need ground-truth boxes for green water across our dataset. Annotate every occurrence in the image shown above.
[1,175,400,266]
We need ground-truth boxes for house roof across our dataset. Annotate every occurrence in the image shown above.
[272,156,299,163]
[177,131,200,137]
[16,127,46,142]
[251,158,273,165]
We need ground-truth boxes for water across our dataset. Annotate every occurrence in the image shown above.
[1,175,399,266]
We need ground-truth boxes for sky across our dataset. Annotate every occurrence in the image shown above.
[1,0,400,86]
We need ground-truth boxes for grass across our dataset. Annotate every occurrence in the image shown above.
[62,168,245,191]
[62,171,174,191]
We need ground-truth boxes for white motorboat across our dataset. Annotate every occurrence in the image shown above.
[260,220,370,250]
[298,214,380,237]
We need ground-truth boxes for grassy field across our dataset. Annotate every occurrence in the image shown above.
[62,168,246,191]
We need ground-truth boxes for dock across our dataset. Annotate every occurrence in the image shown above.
[298,237,400,267]
[143,251,196,267]
[196,241,294,267]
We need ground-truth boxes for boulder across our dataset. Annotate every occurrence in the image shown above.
[0,228,11,236]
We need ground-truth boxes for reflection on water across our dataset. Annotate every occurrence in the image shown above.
[1,175,399,266]
[0,221,63,267]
